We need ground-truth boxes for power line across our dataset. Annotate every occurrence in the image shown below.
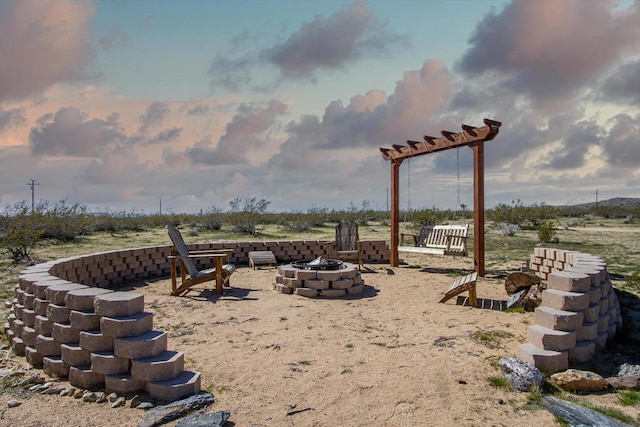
[27,179,39,214]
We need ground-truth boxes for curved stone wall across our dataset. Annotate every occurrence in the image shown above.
[4,239,390,401]
[517,248,622,372]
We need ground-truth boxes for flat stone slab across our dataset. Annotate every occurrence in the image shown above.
[517,343,568,373]
[94,292,144,318]
[100,312,153,338]
[114,330,167,359]
[131,350,184,382]
[65,287,113,311]
[137,392,215,427]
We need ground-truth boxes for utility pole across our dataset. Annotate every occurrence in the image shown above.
[595,189,599,207]
[27,179,39,214]
[159,198,162,215]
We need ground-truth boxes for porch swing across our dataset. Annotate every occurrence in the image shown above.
[397,147,470,257]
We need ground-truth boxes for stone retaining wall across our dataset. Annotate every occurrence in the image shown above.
[4,239,390,402]
[517,248,622,372]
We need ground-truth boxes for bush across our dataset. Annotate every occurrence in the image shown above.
[626,269,640,291]
[0,202,43,263]
[228,197,270,234]
[501,223,520,236]
[538,221,559,243]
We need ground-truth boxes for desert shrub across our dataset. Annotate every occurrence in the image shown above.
[626,269,640,291]
[228,197,270,234]
[199,207,224,231]
[37,200,92,241]
[501,223,520,236]
[488,199,556,228]
[538,221,559,243]
[0,202,43,263]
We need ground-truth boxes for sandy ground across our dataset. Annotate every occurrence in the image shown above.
[0,254,637,426]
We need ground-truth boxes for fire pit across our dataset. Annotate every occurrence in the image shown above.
[275,257,364,298]
[290,257,344,271]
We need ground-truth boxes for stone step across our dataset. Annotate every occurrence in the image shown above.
[68,365,105,391]
[145,370,201,402]
[104,374,145,396]
[60,342,92,367]
[131,350,184,382]
[94,292,144,318]
[91,352,131,375]
[527,324,576,351]
[22,326,37,347]
[100,311,153,338]
[32,279,71,300]
[43,355,70,378]
[65,287,113,311]
[11,337,25,356]
[33,298,49,316]
[25,346,43,368]
[114,330,167,359]
[568,340,596,363]
[517,343,568,373]
[534,306,584,332]
[34,334,61,357]
[541,289,589,312]
[46,304,71,323]
[69,310,101,331]
[45,283,88,306]
[79,330,114,353]
[51,322,81,344]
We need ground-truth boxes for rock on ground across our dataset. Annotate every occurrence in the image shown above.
[499,357,543,392]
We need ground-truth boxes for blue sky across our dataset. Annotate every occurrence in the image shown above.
[0,0,638,214]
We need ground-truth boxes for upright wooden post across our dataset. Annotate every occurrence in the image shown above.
[472,141,485,276]
[390,159,402,267]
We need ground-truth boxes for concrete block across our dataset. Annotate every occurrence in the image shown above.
[274,284,294,294]
[46,304,70,323]
[304,279,329,290]
[52,322,81,344]
[347,284,364,295]
[11,318,25,338]
[91,352,131,375]
[43,356,70,378]
[547,271,591,293]
[517,343,568,373]
[94,292,144,318]
[34,334,61,356]
[597,313,609,333]
[11,337,26,356]
[104,374,145,396]
[22,292,35,310]
[13,303,24,320]
[21,326,37,347]
[69,310,101,331]
[114,330,167,359]
[583,303,600,323]
[294,287,317,298]
[527,325,576,351]
[32,279,71,299]
[534,306,584,332]
[576,321,598,341]
[294,270,317,280]
[33,298,49,316]
[18,272,55,293]
[607,323,617,340]
[541,289,589,312]
[588,286,601,304]
[320,288,346,298]
[79,330,114,352]
[22,309,36,327]
[45,283,88,305]
[145,370,201,402]
[316,270,342,281]
[60,343,92,366]
[65,287,113,311]
[595,332,608,350]
[25,345,43,367]
[564,266,603,286]
[131,350,184,382]
[100,311,153,338]
[568,340,596,363]
[68,365,105,391]
[331,279,354,290]
[34,315,53,336]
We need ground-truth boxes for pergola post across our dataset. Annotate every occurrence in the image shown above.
[390,159,402,267]
[472,141,485,276]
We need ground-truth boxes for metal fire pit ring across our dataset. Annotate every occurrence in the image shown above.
[290,258,344,270]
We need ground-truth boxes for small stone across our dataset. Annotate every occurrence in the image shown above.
[112,396,126,408]
[108,392,119,402]
[7,399,21,408]
[42,387,62,395]
[499,357,543,392]
[136,402,154,410]
[60,389,70,396]
[96,392,108,403]
[74,388,85,398]
[618,363,640,377]
[27,373,45,384]
[606,375,640,391]
[550,369,609,392]
[83,391,97,402]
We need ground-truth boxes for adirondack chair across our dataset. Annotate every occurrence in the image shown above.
[166,224,236,296]
[326,223,363,269]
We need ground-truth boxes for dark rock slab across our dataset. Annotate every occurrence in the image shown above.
[136,392,215,427]
[541,395,632,427]
[175,411,230,427]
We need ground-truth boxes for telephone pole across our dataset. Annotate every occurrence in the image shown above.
[595,189,599,207]
[27,179,39,214]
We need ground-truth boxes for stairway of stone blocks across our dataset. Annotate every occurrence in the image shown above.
[5,269,199,402]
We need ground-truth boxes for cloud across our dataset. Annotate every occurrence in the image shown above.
[29,107,124,157]
[269,1,407,80]
[0,0,95,102]
[0,108,27,131]
[97,25,128,52]
[603,113,640,171]
[147,127,182,145]
[457,0,640,109]
[138,101,171,133]
[595,59,640,106]
[185,99,288,166]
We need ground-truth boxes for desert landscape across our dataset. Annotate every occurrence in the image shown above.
[1,221,639,426]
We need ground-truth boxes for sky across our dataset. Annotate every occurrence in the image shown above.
[0,0,639,215]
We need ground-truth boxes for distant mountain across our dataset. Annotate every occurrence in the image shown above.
[566,197,640,209]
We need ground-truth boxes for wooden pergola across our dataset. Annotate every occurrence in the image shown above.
[379,118,502,276]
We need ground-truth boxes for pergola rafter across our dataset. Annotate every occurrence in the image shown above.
[380,118,502,275]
